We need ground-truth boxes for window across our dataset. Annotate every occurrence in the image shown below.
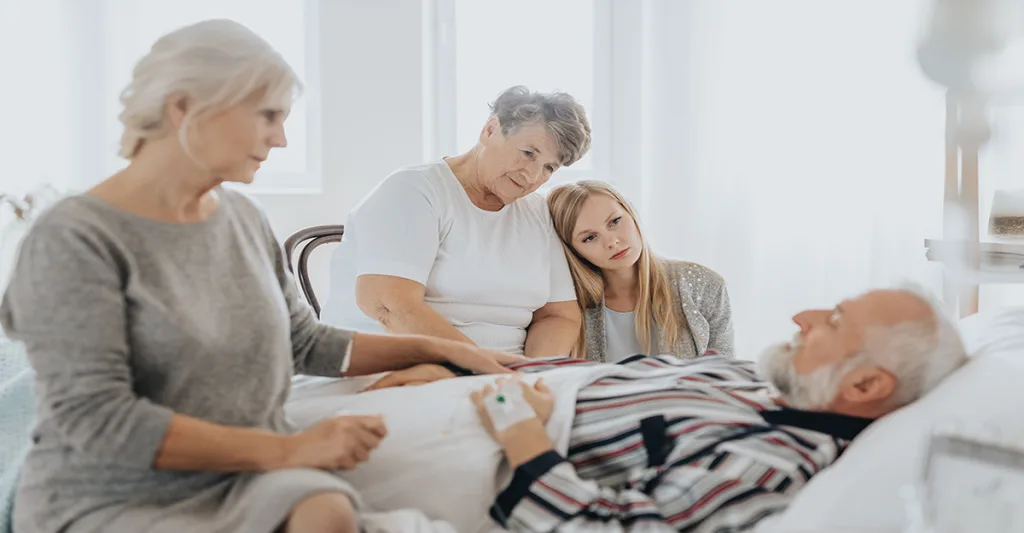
[430,0,608,188]
[80,0,320,191]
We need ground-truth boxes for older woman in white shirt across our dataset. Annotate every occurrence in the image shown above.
[322,86,590,364]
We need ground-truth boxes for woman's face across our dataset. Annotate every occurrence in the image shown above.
[182,91,290,184]
[477,118,562,205]
[570,193,643,272]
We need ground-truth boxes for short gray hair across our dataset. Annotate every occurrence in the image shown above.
[488,86,592,167]
[859,283,968,408]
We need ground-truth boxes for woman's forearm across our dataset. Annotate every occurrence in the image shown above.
[379,301,476,345]
[153,414,288,472]
[342,332,445,376]
[524,316,579,358]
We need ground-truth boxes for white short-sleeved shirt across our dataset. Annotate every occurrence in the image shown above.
[320,160,577,354]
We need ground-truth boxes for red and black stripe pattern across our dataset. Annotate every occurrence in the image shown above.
[492,355,870,532]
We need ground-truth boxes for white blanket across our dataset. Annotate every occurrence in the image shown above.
[285,365,617,533]
[360,509,458,533]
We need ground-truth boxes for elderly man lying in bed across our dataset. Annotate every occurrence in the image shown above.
[287,285,967,532]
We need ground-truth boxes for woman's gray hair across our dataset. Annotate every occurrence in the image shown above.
[860,282,969,408]
[488,86,592,167]
[117,19,301,159]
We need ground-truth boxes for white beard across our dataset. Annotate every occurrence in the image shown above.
[757,334,847,410]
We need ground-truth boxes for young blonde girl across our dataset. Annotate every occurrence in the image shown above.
[547,180,735,361]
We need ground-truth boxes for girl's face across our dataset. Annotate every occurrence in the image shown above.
[570,193,643,272]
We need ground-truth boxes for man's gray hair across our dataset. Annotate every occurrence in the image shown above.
[860,282,969,408]
[488,86,592,167]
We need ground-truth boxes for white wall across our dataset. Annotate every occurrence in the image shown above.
[0,0,73,289]
[3,0,431,304]
[253,0,430,302]
[607,0,1023,355]
[1,0,74,195]
[5,0,1021,326]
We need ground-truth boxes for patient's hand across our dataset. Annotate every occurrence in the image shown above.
[470,377,555,429]
[362,363,457,391]
[470,378,556,468]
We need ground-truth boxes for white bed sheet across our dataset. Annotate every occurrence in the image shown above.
[284,366,614,533]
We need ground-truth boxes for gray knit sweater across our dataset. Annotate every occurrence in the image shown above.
[583,259,735,361]
[1,188,357,533]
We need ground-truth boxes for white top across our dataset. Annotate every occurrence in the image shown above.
[321,160,577,354]
[603,307,660,362]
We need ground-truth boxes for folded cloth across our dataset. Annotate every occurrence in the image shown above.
[0,339,33,533]
[990,189,1024,235]
[361,509,458,533]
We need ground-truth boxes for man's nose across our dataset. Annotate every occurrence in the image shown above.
[792,309,827,333]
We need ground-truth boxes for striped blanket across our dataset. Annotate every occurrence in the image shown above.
[491,355,869,532]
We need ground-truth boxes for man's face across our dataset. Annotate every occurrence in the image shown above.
[759,290,931,411]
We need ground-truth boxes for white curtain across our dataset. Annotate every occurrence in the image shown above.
[632,0,959,358]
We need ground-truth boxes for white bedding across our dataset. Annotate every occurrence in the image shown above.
[285,365,615,533]
[285,308,1024,533]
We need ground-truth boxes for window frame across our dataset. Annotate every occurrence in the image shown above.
[424,0,614,189]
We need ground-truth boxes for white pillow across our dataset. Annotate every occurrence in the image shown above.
[763,306,1024,533]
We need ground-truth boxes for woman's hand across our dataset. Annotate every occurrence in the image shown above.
[343,333,525,378]
[362,363,456,391]
[279,415,388,470]
[433,339,526,375]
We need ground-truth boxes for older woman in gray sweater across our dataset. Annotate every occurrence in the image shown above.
[547,180,735,361]
[1,19,519,533]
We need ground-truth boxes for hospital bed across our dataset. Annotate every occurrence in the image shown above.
[282,306,1024,533]
[2,305,1022,532]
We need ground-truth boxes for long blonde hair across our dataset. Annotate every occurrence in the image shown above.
[547,180,686,358]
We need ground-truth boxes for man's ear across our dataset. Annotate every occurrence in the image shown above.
[838,365,896,405]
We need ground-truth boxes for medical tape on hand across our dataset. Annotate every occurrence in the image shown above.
[483,380,537,432]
